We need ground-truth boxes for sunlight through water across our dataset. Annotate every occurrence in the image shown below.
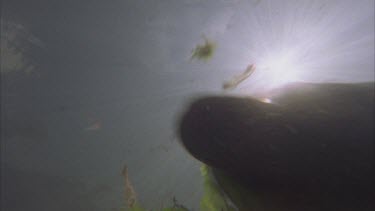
[219,0,374,93]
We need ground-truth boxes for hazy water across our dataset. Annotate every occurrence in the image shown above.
[1,0,374,210]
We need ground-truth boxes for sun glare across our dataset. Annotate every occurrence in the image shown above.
[256,49,302,88]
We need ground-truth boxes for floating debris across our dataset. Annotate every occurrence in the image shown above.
[191,36,216,61]
[222,64,256,90]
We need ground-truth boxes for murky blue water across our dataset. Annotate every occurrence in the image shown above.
[1,0,374,210]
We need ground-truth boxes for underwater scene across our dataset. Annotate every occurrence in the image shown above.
[1,0,374,210]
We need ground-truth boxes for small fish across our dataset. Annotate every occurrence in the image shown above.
[223,64,256,90]
[122,165,137,208]
[84,121,101,131]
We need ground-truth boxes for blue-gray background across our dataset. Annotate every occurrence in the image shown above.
[1,0,374,210]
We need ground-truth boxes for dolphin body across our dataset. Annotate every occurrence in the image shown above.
[179,82,374,211]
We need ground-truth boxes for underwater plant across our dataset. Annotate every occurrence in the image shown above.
[199,165,236,211]
[120,164,255,211]
[191,36,216,61]
[121,165,189,211]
